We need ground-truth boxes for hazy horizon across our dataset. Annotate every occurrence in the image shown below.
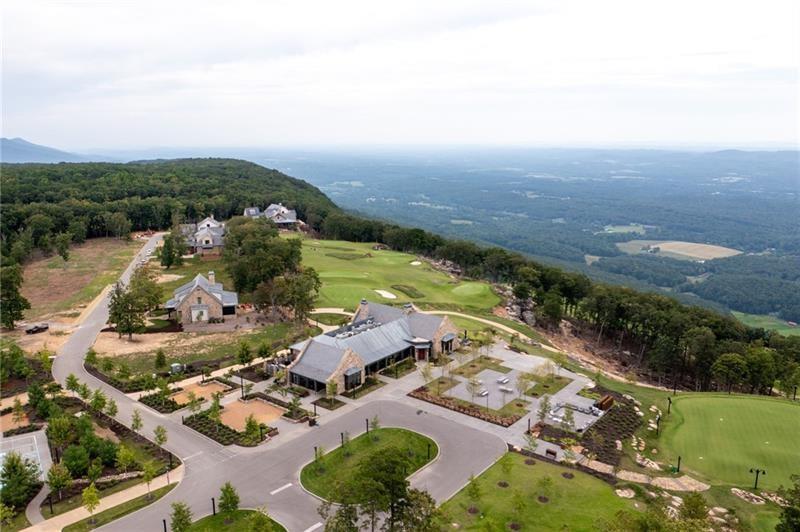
[3,0,798,150]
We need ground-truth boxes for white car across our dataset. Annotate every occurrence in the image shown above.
[478,389,489,397]
[497,376,510,384]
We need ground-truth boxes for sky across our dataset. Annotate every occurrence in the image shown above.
[2,0,798,150]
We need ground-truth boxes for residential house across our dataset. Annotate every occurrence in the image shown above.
[242,203,299,228]
[165,271,238,325]
[287,300,459,394]
[181,215,225,255]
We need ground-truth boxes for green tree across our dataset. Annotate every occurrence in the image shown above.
[500,454,513,478]
[65,374,80,396]
[247,506,276,532]
[154,349,167,370]
[326,379,338,403]
[777,474,800,532]
[680,492,708,520]
[541,289,564,326]
[62,445,90,478]
[466,377,481,404]
[105,397,118,418]
[0,502,15,527]
[237,341,253,367]
[219,481,240,520]
[186,391,201,415]
[47,464,72,501]
[399,488,440,531]
[466,474,482,508]
[46,416,72,459]
[285,268,321,322]
[106,212,132,239]
[318,499,359,532]
[85,348,98,366]
[89,389,107,412]
[561,407,575,432]
[170,501,193,532]
[11,397,25,427]
[78,383,91,402]
[160,228,186,269]
[131,409,143,434]
[154,425,168,453]
[82,482,100,524]
[0,265,30,329]
[54,232,71,263]
[511,489,527,515]
[116,445,137,473]
[108,282,146,340]
[0,452,40,509]
[369,415,381,438]
[87,458,103,483]
[537,395,551,424]
[142,461,158,500]
[245,414,261,442]
[711,352,748,393]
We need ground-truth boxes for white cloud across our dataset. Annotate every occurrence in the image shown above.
[1,0,797,148]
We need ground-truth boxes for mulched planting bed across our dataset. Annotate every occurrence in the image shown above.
[525,459,536,465]
[183,408,269,446]
[509,523,521,530]
[408,385,523,427]
[379,358,417,379]
[498,481,509,488]
[538,496,549,503]
[139,392,182,413]
[312,397,346,411]
[1,358,54,397]
[467,506,479,515]
[242,392,313,422]
[342,376,385,399]
[233,364,269,383]
[580,400,640,465]
[562,472,574,479]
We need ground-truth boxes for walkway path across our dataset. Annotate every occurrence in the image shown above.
[22,466,184,531]
[581,459,709,492]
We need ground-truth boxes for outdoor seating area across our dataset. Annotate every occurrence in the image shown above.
[171,380,232,405]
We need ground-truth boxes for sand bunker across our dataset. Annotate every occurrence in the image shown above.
[171,381,231,405]
[374,289,397,299]
[410,261,422,266]
[220,399,283,431]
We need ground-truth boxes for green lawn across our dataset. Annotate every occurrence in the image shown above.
[526,373,571,397]
[732,311,800,336]
[188,510,285,531]
[451,356,510,379]
[660,395,800,490]
[300,428,438,502]
[296,238,499,312]
[441,452,636,529]
[63,484,176,532]
[309,312,350,326]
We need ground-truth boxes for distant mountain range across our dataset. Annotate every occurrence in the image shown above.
[0,137,104,163]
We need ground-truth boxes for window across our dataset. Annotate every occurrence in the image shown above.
[197,297,202,304]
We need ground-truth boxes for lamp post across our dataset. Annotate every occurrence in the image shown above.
[677,455,681,472]
[750,468,766,490]
[486,393,490,411]
[163,519,167,532]
[212,497,216,516]
[240,373,245,399]
[667,397,672,414]
[794,385,797,401]
[655,414,661,436]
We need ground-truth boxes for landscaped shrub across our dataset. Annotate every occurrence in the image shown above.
[62,445,91,477]
[139,392,182,413]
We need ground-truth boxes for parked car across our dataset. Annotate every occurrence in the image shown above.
[25,323,49,334]
[478,389,489,397]
[496,376,510,384]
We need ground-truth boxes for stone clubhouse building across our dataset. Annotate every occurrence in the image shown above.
[287,300,460,394]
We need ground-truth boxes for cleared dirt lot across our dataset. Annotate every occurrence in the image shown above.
[21,238,142,322]
[171,381,231,405]
[220,399,283,431]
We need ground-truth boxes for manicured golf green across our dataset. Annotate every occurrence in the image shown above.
[296,238,500,311]
[300,428,438,502]
[441,452,635,529]
[662,395,800,490]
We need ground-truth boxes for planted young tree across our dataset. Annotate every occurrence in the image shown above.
[537,395,551,424]
[0,452,39,509]
[247,506,275,532]
[511,489,527,516]
[466,377,481,404]
[85,348,98,367]
[219,482,240,523]
[186,391,201,416]
[208,400,222,434]
[65,374,80,397]
[325,380,337,405]
[245,414,260,442]
[89,389,107,413]
[500,454,513,479]
[82,483,100,524]
[257,343,271,362]
[11,397,25,427]
[561,408,575,433]
[154,349,167,370]
[237,341,253,367]
[87,459,103,484]
[46,462,72,501]
[78,383,91,402]
[46,416,72,461]
[369,415,381,440]
[154,425,168,458]
[131,409,143,434]
[420,362,433,389]
[142,461,158,500]
[115,445,136,473]
[515,373,530,398]
[170,502,193,532]
[523,432,539,455]
[466,474,482,511]
[105,398,118,418]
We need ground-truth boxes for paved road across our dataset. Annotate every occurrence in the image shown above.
[48,237,506,531]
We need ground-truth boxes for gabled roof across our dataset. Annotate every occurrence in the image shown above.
[165,274,238,310]
[289,341,350,383]
[197,216,222,228]
[243,207,261,217]
[265,203,297,224]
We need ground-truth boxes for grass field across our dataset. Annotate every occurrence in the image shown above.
[300,428,437,502]
[21,238,142,320]
[660,395,800,490]
[616,239,741,261]
[603,223,646,234]
[732,311,800,336]
[188,510,285,531]
[63,484,176,532]
[296,238,499,312]
[440,452,635,529]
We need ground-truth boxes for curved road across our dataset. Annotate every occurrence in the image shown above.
[49,235,506,531]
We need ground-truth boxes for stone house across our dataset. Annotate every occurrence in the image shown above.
[165,272,238,325]
[287,300,460,394]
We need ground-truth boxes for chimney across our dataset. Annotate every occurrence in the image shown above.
[210,214,215,220]
[403,303,414,315]
[208,271,216,284]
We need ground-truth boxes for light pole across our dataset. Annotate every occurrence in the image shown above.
[212,497,216,516]
[655,414,661,436]
[750,468,766,490]
[794,385,797,401]
[677,455,681,472]
[667,397,672,414]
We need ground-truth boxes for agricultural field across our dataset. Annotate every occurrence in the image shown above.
[602,223,646,234]
[295,238,500,312]
[616,239,742,261]
[732,311,800,336]
[440,452,636,530]
[20,237,142,321]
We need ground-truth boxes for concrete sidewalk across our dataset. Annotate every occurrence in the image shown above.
[21,465,184,532]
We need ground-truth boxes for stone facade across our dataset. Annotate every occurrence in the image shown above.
[431,315,461,355]
[175,286,224,325]
[328,348,365,394]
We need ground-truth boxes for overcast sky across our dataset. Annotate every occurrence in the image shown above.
[2,0,798,150]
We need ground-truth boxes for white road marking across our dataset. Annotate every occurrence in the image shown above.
[269,483,292,495]
[303,523,323,532]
